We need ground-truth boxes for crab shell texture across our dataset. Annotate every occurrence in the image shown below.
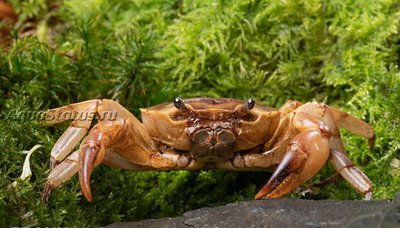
[42,97,374,202]
[141,98,280,162]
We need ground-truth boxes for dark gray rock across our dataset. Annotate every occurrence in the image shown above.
[106,217,185,228]
[107,193,400,228]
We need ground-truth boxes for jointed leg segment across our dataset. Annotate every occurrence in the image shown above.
[255,102,373,199]
[43,99,194,202]
[330,149,372,199]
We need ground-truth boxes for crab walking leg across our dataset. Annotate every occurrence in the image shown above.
[42,150,80,202]
[49,102,98,167]
[255,103,373,199]
[45,149,151,191]
[42,99,128,201]
[330,149,372,200]
[75,100,195,201]
[78,121,194,201]
[320,105,373,197]
[43,100,100,125]
[329,106,375,148]
[42,101,100,201]
[44,150,79,195]
[42,147,156,202]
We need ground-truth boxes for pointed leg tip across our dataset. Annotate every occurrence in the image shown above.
[255,192,272,200]
[79,173,93,202]
[255,186,271,200]
[41,183,53,204]
[364,191,372,201]
[84,192,93,202]
[79,144,101,202]
[79,169,94,202]
[81,182,93,202]
[255,193,263,200]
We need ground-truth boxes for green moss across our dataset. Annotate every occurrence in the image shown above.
[0,0,399,226]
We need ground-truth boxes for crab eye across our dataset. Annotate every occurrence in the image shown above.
[245,98,255,110]
[174,97,184,109]
[173,97,191,117]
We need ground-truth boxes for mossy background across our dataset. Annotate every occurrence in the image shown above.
[1,0,399,226]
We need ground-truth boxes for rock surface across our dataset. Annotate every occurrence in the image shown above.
[108,195,400,228]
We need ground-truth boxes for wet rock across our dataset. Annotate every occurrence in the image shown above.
[108,193,400,228]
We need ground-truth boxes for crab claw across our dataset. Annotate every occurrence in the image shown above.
[255,130,330,199]
[79,140,105,202]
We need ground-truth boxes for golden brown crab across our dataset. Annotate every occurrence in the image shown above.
[42,98,374,202]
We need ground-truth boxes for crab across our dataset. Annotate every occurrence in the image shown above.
[41,97,374,202]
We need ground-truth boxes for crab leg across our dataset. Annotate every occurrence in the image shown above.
[45,151,79,190]
[102,149,153,171]
[78,116,196,201]
[255,129,331,199]
[255,104,333,199]
[43,100,100,125]
[44,99,197,202]
[329,107,375,148]
[330,149,372,199]
[42,101,100,201]
[43,148,154,201]
[45,100,100,166]
[215,147,283,171]
[292,104,374,194]
[255,103,373,199]
[46,100,193,201]
[322,106,373,199]
[42,99,139,201]
[49,101,99,167]
[46,149,151,189]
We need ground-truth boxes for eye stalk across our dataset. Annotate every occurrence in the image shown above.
[235,98,256,117]
[174,97,184,109]
[173,97,191,116]
[245,98,255,110]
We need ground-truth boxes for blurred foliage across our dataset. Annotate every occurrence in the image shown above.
[0,0,399,226]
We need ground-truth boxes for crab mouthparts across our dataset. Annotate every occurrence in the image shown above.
[191,128,236,161]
